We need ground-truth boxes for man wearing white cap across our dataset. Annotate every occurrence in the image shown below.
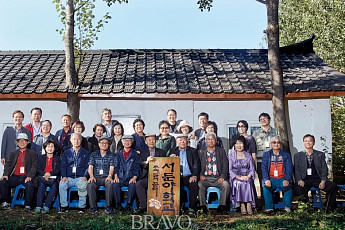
[0,133,37,211]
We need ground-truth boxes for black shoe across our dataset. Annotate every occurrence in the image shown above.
[124,206,132,215]
[105,207,113,214]
[78,208,85,214]
[135,208,147,214]
[217,205,226,214]
[59,207,69,213]
[89,208,98,214]
[200,206,209,214]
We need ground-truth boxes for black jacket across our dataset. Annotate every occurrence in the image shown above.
[138,147,166,180]
[171,146,201,178]
[37,154,61,178]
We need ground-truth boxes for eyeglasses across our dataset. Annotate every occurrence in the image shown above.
[237,125,245,128]
[271,141,281,144]
[259,118,268,121]
[160,127,169,129]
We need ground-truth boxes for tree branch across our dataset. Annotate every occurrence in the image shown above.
[255,0,266,4]
[74,0,91,13]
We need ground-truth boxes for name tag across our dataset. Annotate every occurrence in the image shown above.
[72,166,76,173]
[20,167,25,174]
[274,169,278,177]
[265,141,270,148]
[99,169,104,175]
[307,168,312,175]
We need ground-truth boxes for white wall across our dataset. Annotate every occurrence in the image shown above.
[0,98,332,175]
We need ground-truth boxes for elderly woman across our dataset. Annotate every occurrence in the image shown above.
[228,135,256,215]
[88,123,106,153]
[155,120,176,156]
[35,139,60,214]
[62,121,88,152]
[110,121,124,153]
[235,120,257,165]
[177,120,197,148]
[131,118,148,153]
[197,121,224,150]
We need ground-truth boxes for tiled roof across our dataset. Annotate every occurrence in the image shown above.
[1,38,345,95]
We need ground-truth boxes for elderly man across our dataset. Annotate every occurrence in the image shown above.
[59,133,90,213]
[198,132,229,214]
[24,107,43,141]
[101,108,117,138]
[135,134,166,213]
[112,135,140,214]
[253,112,279,197]
[262,136,293,214]
[0,133,37,211]
[294,134,338,212]
[1,110,32,165]
[87,135,114,214]
[170,134,200,216]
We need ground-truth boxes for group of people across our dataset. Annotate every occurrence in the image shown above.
[0,108,339,216]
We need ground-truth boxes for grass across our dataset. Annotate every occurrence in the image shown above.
[0,206,345,230]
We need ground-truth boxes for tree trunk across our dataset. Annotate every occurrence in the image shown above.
[266,0,290,152]
[65,0,80,123]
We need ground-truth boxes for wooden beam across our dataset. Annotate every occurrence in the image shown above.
[0,92,68,100]
[285,91,345,99]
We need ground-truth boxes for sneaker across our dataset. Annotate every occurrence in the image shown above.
[284,207,291,213]
[78,208,85,214]
[105,207,113,214]
[59,207,69,213]
[0,202,10,210]
[34,207,41,214]
[89,208,98,214]
[24,206,31,211]
[264,209,274,214]
[186,208,196,217]
[42,206,49,214]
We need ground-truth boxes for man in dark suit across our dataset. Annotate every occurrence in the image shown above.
[1,110,32,165]
[198,132,229,214]
[294,134,338,212]
[135,134,166,213]
[194,112,209,140]
[170,134,200,216]
[0,133,37,211]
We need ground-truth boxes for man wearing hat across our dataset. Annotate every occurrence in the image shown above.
[170,134,200,216]
[0,133,37,211]
[59,133,90,213]
[136,134,166,213]
[87,135,115,214]
[112,135,140,214]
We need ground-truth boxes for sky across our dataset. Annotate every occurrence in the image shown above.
[0,0,267,50]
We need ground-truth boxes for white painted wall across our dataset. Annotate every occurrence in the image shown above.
[0,98,332,175]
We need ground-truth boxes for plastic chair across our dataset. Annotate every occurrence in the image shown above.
[181,186,190,208]
[97,186,106,207]
[273,188,285,209]
[68,186,79,208]
[206,187,221,208]
[121,186,137,209]
[337,185,345,207]
[46,186,60,211]
[11,184,25,208]
[310,187,323,209]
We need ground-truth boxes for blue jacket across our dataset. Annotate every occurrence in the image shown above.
[60,147,90,178]
[262,149,293,184]
[114,149,140,184]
